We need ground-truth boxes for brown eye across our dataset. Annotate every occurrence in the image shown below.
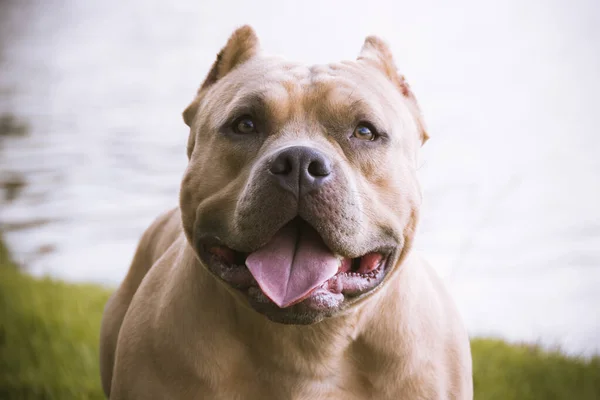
[353,124,376,141]
[233,116,256,134]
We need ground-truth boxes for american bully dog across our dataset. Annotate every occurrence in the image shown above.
[100,25,473,399]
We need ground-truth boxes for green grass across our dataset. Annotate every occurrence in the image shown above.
[1,238,599,399]
[0,239,109,400]
[472,339,600,399]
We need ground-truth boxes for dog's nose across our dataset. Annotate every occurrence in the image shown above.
[269,146,332,196]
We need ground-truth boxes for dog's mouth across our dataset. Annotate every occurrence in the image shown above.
[197,218,393,314]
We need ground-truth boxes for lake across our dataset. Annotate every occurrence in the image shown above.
[1,0,599,355]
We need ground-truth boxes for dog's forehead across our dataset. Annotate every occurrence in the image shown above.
[215,56,401,124]
[235,56,392,99]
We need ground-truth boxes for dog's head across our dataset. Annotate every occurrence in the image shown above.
[180,26,428,324]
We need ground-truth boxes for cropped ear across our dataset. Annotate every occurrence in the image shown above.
[199,25,260,91]
[183,25,260,127]
[358,36,429,145]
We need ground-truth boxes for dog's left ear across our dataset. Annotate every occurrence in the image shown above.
[183,25,260,127]
[358,36,429,145]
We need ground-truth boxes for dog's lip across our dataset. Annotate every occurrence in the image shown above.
[195,230,398,262]
[196,235,395,272]
[196,235,397,301]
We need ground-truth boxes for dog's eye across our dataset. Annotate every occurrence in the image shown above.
[353,123,376,141]
[232,116,257,134]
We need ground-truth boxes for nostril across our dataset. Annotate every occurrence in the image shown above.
[270,157,293,175]
[307,160,331,177]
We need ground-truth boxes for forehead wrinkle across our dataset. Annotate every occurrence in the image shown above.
[347,97,389,131]
[327,61,404,112]
[216,83,293,126]
[309,82,389,133]
[279,78,306,121]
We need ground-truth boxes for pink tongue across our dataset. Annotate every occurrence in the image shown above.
[245,221,340,308]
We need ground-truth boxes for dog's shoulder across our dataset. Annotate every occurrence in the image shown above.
[411,253,474,398]
[99,207,183,397]
[368,252,473,398]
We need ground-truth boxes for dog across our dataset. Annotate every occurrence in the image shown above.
[99,26,473,399]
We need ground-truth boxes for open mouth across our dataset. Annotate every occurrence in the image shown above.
[197,218,392,310]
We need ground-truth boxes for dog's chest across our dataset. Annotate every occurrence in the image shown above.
[196,347,383,400]
[212,368,373,400]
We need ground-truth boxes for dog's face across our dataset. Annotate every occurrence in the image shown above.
[180,26,428,324]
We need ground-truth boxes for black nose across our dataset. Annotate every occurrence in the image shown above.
[268,146,333,196]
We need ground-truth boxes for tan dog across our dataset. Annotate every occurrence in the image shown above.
[100,26,472,399]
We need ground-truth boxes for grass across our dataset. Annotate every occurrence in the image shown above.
[1,238,599,399]
[472,339,600,399]
[0,239,109,399]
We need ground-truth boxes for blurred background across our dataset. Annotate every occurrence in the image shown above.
[0,0,598,358]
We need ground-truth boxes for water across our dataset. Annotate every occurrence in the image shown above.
[1,0,599,355]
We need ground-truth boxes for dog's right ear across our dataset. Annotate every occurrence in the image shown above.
[183,25,260,127]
